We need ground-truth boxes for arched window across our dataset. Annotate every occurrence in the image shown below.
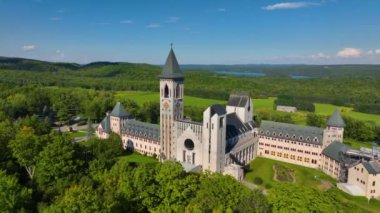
[184,139,195,150]
[164,84,169,98]
[176,84,180,98]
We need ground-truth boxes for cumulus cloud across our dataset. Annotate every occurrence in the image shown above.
[166,16,180,23]
[22,45,35,51]
[54,49,65,60]
[337,48,362,58]
[376,49,380,54]
[262,2,319,10]
[217,8,226,12]
[120,20,133,24]
[146,24,161,28]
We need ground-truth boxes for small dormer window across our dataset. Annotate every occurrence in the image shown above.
[279,133,282,137]
[292,135,296,139]
[266,131,270,135]
[299,136,303,140]
[314,137,318,142]
[260,130,264,134]
[285,134,289,138]
[272,132,276,136]
[306,137,311,142]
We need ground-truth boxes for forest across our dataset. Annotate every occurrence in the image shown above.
[1,57,380,212]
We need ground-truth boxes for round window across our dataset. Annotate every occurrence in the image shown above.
[184,139,194,150]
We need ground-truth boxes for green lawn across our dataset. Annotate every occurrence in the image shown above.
[245,157,335,190]
[246,157,380,212]
[69,130,88,138]
[343,138,374,149]
[118,152,158,164]
[115,90,380,125]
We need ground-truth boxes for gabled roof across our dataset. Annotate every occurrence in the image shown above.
[109,102,129,118]
[210,104,226,116]
[159,48,184,79]
[362,161,380,174]
[259,120,324,145]
[100,116,111,134]
[322,141,350,162]
[326,109,345,128]
[227,93,250,107]
[225,113,256,152]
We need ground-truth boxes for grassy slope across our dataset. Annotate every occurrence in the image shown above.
[246,157,380,213]
[245,157,335,189]
[116,91,380,125]
[118,152,158,164]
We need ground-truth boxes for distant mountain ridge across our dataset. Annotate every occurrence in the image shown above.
[1,56,380,78]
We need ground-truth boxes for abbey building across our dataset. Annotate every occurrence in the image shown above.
[96,48,380,199]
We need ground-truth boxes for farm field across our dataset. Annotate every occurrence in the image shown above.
[246,157,380,212]
[115,90,380,125]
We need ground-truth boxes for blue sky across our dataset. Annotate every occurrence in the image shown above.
[0,0,379,64]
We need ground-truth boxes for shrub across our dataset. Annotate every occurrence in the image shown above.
[253,177,263,185]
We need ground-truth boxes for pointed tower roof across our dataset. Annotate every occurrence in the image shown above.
[109,102,129,118]
[326,109,345,127]
[159,48,184,79]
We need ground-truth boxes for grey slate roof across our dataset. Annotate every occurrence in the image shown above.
[326,109,345,127]
[159,48,184,79]
[123,119,160,141]
[227,93,250,107]
[110,102,129,118]
[259,120,324,145]
[322,141,350,162]
[100,116,111,134]
[226,113,256,152]
[362,161,380,174]
[210,104,226,116]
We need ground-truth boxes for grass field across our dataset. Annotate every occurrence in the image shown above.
[116,91,379,124]
[69,130,88,138]
[246,157,380,212]
[245,157,335,189]
[118,151,158,164]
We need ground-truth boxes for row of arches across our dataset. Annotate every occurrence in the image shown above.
[162,84,182,98]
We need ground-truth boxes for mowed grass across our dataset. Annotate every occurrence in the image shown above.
[246,157,380,212]
[115,91,224,109]
[118,151,158,164]
[245,157,335,189]
[115,91,380,124]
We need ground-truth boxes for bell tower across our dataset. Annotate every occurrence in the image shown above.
[159,47,184,160]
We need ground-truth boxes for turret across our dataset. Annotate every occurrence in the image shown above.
[109,102,130,134]
[323,109,345,148]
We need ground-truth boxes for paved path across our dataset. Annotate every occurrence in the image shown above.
[242,180,268,195]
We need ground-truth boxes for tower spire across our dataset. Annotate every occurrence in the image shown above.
[159,47,184,79]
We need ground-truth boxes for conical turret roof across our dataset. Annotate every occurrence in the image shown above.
[159,48,184,79]
[109,102,129,118]
[326,109,345,127]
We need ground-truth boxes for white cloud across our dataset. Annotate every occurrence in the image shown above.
[337,48,362,58]
[166,17,180,23]
[22,45,35,51]
[56,9,65,13]
[376,49,380,54]
[53,49,65,60]
[49,17,62,21]
[311,52,330,59]
[217,8,226,12]
[366,50,374,55]
[146,24,161,28]
[262,2,319,11]
[120,20,133,24]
